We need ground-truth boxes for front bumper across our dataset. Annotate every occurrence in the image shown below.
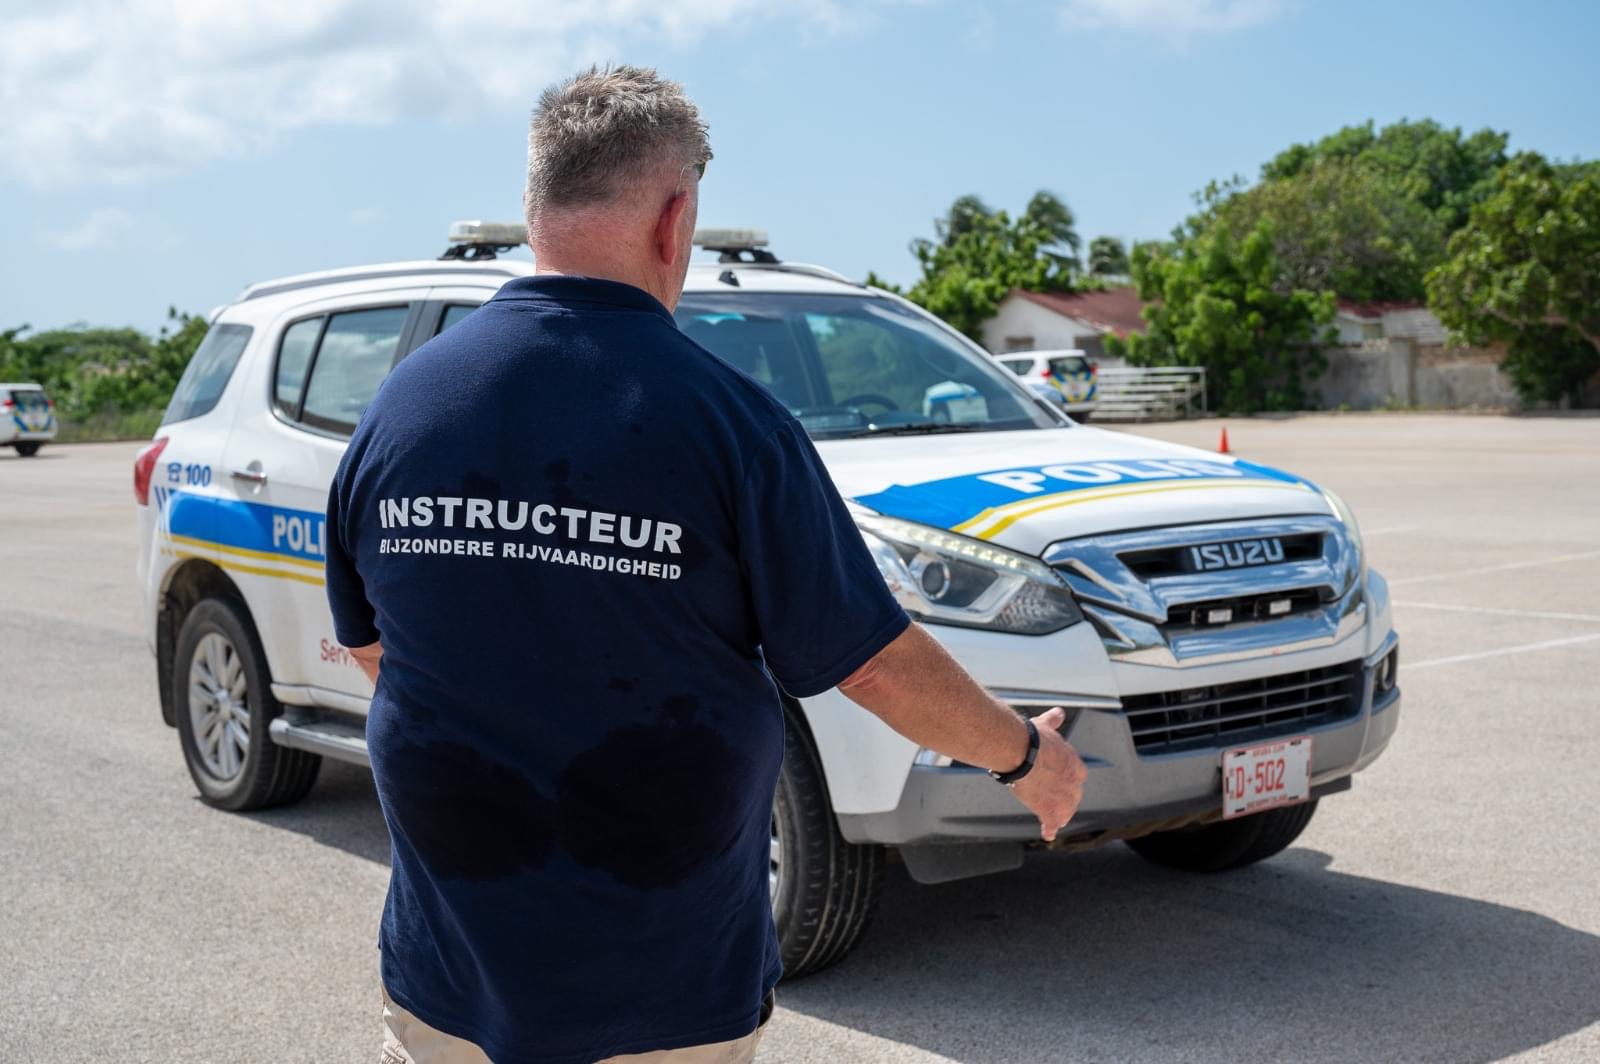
[837,629,1400,851]
[3,426,56,442]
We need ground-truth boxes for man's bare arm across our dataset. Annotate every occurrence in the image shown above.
[350,641,383,686]
[838,623,1086,840]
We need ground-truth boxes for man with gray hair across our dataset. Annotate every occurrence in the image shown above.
[325,65,1085,1063]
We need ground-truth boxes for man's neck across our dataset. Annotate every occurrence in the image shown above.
[533,241,666,307]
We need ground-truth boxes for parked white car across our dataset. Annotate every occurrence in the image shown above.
[135,226,1400,975]
[3,383,57,456]
[996,349,1099,420]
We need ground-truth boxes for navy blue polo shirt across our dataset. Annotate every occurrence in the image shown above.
[324,275,909,1063]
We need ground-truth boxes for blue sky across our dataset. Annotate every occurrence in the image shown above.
[3,0,1596,334]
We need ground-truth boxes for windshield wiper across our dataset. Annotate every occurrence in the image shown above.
[844,422,987,438]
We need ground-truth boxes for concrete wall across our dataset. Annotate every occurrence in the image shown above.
[1313,339,1521,410]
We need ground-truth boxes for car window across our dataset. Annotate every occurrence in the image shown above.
[675,293,1054,439]
[436,304,479,336]
[998,359,1032,377]
[1049,355,1088,376]
[274,317,323,419]
[162,324,254,425]
[299,307,408,436]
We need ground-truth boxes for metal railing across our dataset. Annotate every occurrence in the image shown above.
[1093,366,1208,421]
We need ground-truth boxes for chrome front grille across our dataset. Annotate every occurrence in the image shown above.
[1121,660,1363,755]
[1044,516,1363,668]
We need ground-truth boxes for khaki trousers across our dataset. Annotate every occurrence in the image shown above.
[380,987,770,1064]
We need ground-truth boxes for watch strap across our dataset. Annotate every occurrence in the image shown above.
[990,719,1040,785]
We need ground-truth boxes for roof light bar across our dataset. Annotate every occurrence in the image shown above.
[447,221,526,246]
[441,220,525,261]
[693,228,768,251]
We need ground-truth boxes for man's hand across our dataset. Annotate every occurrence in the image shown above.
[839,625,1091,842]
[349,640,383,686]
[1008,707,1087,842]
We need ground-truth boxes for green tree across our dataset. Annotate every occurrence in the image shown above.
[1088,236,1130,278]
[932,194,996,246]
[1105,221,1336,412]
[0,308,207,439]
[895,191,1082,340]
[1022,190,1082,273]
[1214,159,1447,301]
[1262,118,1509,233]
[1426,153,1600,405]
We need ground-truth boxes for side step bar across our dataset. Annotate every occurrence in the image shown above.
[268,716,371,767]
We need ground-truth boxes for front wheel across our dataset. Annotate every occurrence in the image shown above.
[13,442,41,456]
[1125,800,1318,873]
[173,597,320,811]
[771,710,884,977]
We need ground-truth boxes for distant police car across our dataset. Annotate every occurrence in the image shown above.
[996,349,1099,420]
[135,224,1400,975]
[3,383,57,456]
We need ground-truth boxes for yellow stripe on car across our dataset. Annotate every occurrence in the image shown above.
[168,533,327,570]
[170,549,328,587]
[954,478,1315,541]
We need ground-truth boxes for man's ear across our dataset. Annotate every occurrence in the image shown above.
[655,191,691,267]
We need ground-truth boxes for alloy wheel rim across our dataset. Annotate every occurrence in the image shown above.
[769,814,783,902]
[188,632,249,781]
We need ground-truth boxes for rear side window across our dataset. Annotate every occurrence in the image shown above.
[999,359,1032,377]
[162,323,254,425]
[436,304,479,336]
[279,306,407,437]
[274,318,322,418]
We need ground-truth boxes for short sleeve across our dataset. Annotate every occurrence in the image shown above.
[324,455,380,648]
[738,420,910,697]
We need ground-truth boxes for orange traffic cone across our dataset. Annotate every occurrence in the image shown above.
[1218,425,1230,454]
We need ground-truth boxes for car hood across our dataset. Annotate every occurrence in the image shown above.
[818,426,1332,557]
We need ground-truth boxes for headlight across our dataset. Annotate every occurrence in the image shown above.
[857,514,1083,635]
[1322,488,1365,578]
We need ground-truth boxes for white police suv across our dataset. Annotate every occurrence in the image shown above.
[995,349,1098,420]
[135,224,1400,975]
[3,383,57,456]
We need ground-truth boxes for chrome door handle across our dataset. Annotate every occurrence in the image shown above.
[230,467,268,485]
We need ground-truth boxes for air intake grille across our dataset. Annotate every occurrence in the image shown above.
[1162,588,1326,632]
[1120,660,1362,756]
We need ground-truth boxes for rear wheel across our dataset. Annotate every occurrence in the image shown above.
[1125,800,1318,873]
[13,442,40,456]
[770,710,884,977]
[173,597,320,811]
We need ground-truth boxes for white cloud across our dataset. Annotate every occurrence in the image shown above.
[47,207,135,250]
[0,0,868,187]
[1059,0,1284,33]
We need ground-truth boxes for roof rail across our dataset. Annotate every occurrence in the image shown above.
[239,263,520,302]
[732,262,863,288]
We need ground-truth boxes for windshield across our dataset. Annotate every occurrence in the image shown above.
[674,292,1062,439]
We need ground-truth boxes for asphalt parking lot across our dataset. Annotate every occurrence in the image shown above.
[3,414,1598,1063]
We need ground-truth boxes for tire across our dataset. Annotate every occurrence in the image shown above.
[1072,410,1093,424]
[14,442,40,456]
[770,709,884,978]
[1125,800,1319,873]
[173,597,320,811]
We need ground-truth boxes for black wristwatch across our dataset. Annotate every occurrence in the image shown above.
[989,719,1040,785]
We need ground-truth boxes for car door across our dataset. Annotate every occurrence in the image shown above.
[221,290,426,701]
